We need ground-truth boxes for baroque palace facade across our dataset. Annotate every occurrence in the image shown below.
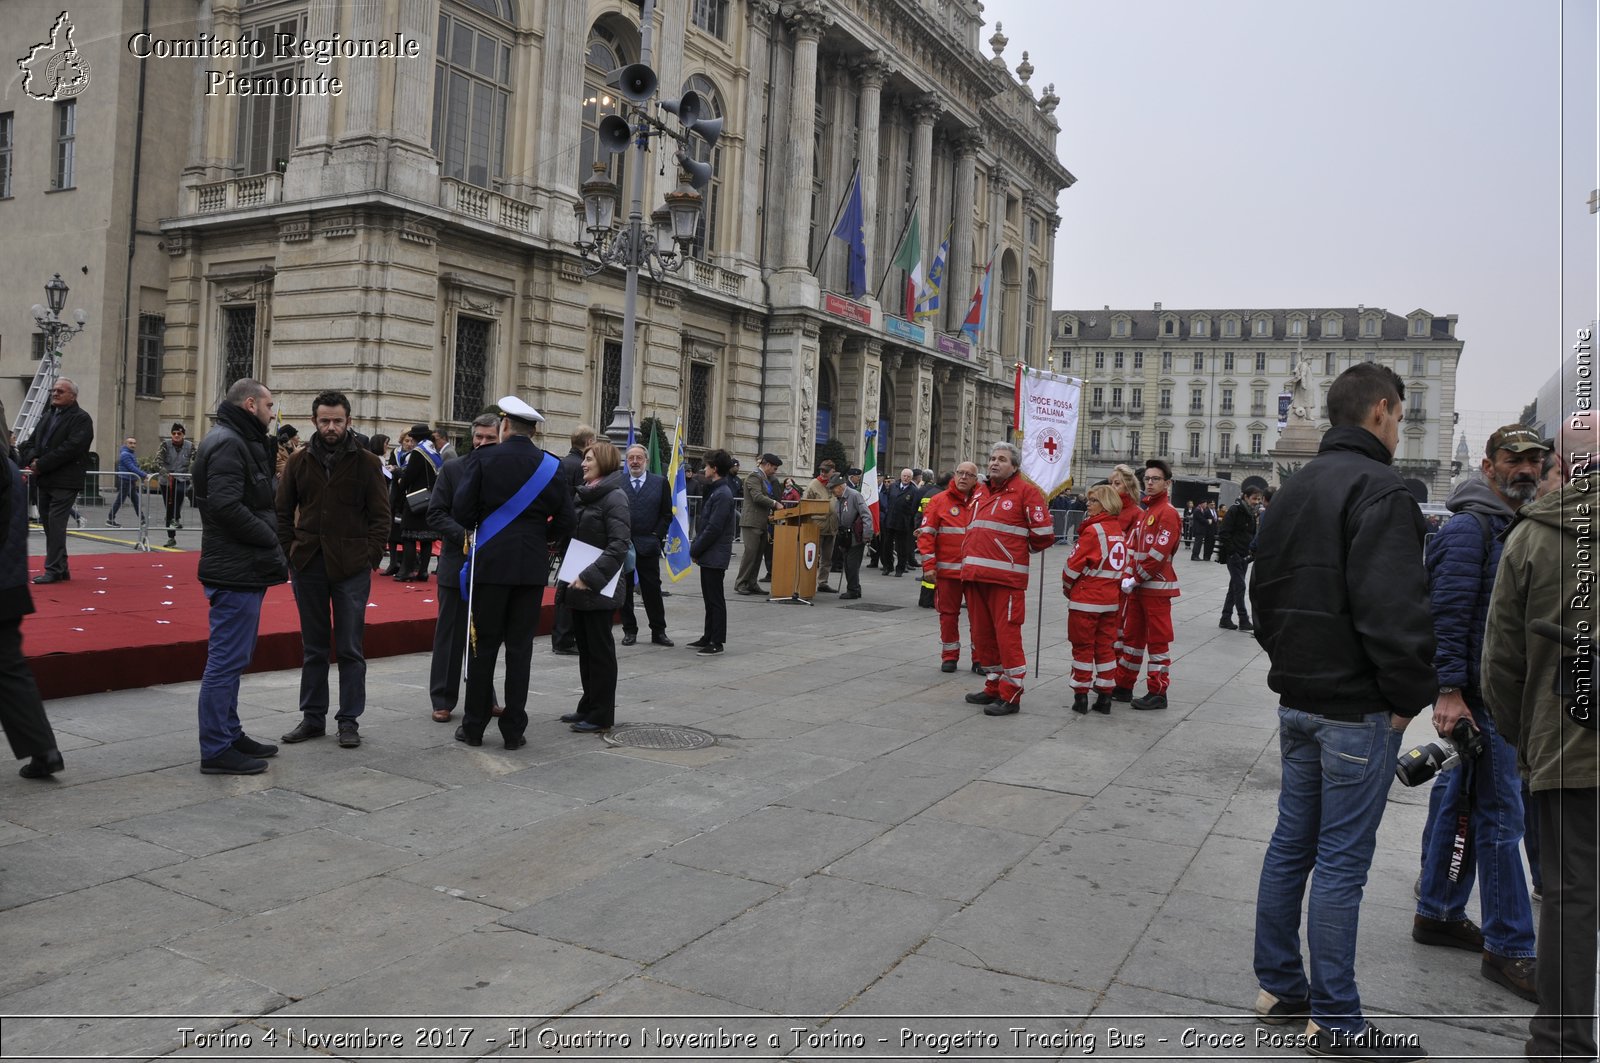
[1049,306,1464,501]
[0,0,1073,473]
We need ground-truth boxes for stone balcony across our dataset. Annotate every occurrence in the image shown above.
[438,178,532,234]
[189,173,284,215]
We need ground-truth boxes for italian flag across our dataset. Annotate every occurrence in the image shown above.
[891,212,925,319]
[861,430,881,526]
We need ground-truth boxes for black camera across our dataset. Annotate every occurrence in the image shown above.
[1396,718,1485,787]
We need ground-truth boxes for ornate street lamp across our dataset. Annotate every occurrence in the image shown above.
[572,0,725,445]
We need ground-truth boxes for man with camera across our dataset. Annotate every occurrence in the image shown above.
[1249,363,1436,1061]
[1483,410,1599,1062]
[1410,425,1546,1003]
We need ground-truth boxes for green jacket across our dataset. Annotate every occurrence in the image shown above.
[1483,481,1600,791]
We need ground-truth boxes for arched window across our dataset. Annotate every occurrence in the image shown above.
[432,0,516,189]
[1024,270,1039,367]
[580,24,632,187]
[817,359,836,446]
[681,74,723,259]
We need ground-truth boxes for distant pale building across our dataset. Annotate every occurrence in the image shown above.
[1049,305,1463,500]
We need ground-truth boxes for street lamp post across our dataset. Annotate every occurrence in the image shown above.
[572,0,724,446]
[31,272,89,360]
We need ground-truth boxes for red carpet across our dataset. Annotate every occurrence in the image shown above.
[22,553,559,700]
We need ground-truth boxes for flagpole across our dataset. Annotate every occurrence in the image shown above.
[873,195,919,300]
[810,159,861,277]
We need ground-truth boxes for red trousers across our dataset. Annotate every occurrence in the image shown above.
[964,581,1027,703]
[1114,592,1174,694]
[1067,607,1119,694]
[935,578,964,662]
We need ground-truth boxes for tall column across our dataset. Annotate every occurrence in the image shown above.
[537,0,588,225]
[340,0,383,138]
[984,165,1009,357]
[854,54,888,290]
[780,4,828,271]
[1018,191,1037,366]
[949,132,981,333]
[392,0,435,152]
[908,96,940,306]
[734,0,778,271]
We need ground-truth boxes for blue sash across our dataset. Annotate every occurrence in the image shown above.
[459,451,561,597]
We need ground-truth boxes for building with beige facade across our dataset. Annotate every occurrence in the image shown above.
[1049,305,1464,501]
[4,0,1074,475]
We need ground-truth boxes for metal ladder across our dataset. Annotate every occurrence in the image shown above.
[12,354,61,446]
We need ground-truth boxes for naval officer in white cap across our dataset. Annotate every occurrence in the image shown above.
[450,396,576,748]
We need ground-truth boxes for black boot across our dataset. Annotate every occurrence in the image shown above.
[1071,692,1089,714]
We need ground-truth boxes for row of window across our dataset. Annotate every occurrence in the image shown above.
[1066,349,1430,377]
[1087,384,1276,413]
[1068,315,1395,340]
[0,103,77,198]
[1084,429,1268,459]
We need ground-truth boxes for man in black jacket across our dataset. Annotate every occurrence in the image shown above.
[190,379,289,775]
[452,397,576,748]
[19,377,93,584]
[0,442,63,779]
[425,414,500,723]
[1216,487,1262,631]
[1247,363,1436,1060]
[619,443,674,646]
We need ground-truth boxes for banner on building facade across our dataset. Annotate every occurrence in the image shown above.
[1012,365,1082,501]
[1277,392,1292,430]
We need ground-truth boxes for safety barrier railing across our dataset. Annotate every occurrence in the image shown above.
[19,469,193,553]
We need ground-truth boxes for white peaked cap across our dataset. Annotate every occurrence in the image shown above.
[496,395,544,424]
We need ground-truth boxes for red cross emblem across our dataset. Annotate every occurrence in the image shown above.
[1039,430,1063,464]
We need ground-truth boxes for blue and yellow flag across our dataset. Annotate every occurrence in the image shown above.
[663,420,694,582]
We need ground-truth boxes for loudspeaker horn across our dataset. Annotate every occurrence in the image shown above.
[678,155,714,190]
[660,91,703,125]
[686,115,724,148]
[608,63,658,104]
[597,114,633,154]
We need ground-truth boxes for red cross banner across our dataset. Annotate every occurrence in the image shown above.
[1013,364,1082,501]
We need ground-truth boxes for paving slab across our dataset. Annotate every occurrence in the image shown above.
[825,815,1038,902]
[105,787,360,857]
[136,827,414,912]
[778,720,926,761]
[265,764,443,812]
[777,759,972,824]
[981,728,1154,797]
[659,805,884,885]
[918,780,1089,837]
[696,744,860,789]
[1006,825,1199,899]
[166,877,502,999]
[390,808,688,910]
[648,874,959,1014]
[497,748,689,800]
[592,769,795,830]
[0,949,286,1061]
[1065,783,1230,848]
[500,858,780,962]
[0,826,186,911]
[325,779,579,857]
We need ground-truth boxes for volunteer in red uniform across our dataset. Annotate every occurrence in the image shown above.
[1110,464,1144,665]
[918,461,980,672]
[1113,458,1182,710]
[960,442,1055,715]
[1062,483,1128,715]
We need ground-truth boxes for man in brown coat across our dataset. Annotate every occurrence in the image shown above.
[275,390,390,748]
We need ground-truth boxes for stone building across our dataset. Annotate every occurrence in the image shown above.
[37,0,1076,472]
[1049,305,1463,500]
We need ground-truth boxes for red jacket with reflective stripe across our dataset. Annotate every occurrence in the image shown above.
[959,474,1054,588]
[917,484,977,578]
[1116,492,1144,538]
[1062,510,1128,610]
[1130,491,1182,598]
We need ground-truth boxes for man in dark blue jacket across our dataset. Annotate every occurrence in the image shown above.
[620,443,674,646]
[452,398,576,747]
[1248,363,1436,1060]
[0,440,63,779]
[190,379,288,774]
[425,413,500,723]
[1413,424,1547,1002]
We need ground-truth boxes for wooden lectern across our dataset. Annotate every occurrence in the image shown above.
[769,499,831,603]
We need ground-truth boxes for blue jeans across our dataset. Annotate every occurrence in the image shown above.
[290,554,369,726]
[198,587,265,758]
[1255,706,1405,1035]
[1416,700,1536,957]
[107,476,142,520]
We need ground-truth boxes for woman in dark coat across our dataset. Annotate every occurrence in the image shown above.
[395,424,441,580]
[689,448,736,655]
[559,439,632,733]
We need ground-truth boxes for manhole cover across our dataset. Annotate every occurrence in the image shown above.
[844,602,902,612]
[603,724,718,750]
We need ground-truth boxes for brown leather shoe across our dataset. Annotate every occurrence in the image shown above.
[1412,914,1483,951]
[1481,951,1538,1002]
[431,709,453,723]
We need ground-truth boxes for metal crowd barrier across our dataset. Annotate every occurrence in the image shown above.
[21,469,196,553]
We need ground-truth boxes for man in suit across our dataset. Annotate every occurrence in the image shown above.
[549,424,595,655]
[426,413,501,722]
[734,453,783,595]
[452,397,576,748]
[880,468,918,575]
[18,377,93,584]
[803,459,839,592]
[619,443,675,647]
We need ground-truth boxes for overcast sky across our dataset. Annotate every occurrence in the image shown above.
[986,0,1598,417]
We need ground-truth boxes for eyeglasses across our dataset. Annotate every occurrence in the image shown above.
[49,388,69,394]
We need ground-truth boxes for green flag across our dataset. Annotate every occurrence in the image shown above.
[647,420,663,476]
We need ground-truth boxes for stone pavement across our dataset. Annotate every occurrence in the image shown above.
[1,541,1533,1061]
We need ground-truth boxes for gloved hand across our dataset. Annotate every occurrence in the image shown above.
[1120,577,1136,594]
